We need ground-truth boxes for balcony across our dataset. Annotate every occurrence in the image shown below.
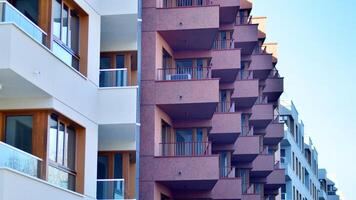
[0,141,41,178]
[210,111,241,144]
[249,104,274,128]
[265,169,285,191]
[264,122,284,145]
[232,136,262,162]
[242,194,263,200]
[263,75,284,102]
[156,68,219,120]
[249,54,274,79]
[149,143,219,190]
[99,68,128,88]
[97,179,124,200]
[233,24,258,55]
[231,71,259,108]
[211,0,240,23]
[250,154,274,178]
[0,168,84,200]
[0,2,45,45]
[251,17,267,39]
[172,177,242,199]
[211,46,241,82]
[262,43,278,63]
[150,0,219,51]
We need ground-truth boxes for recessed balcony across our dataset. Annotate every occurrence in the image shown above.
[232,135,262,162]
[264,122,284,145]
[156,68,219,120]
[97,179,125,200]
[250,154,274,177]
[233,24,258,55]
[149,0,219,51]
[211,47,241,82]
[209,111,242,144]
[231,71,259,108]
[263,75,284,102]
[249,104,274,128]
[249,54,274,79]
[211,0,240,24]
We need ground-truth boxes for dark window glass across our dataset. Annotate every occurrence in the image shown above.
[100,57,111,69]
[70,12,80,54]
[5,116,33,153]
[116,55,125,69]
[66,126,76,170]
[97,155,109,179]
[114,153,123,178]
[13,0,39,24]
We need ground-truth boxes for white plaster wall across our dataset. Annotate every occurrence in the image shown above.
[84,0,138,15]
[0,168,95,200]
[98,87,138,124]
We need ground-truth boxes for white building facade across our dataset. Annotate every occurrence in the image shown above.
[0,0,140,199]
[279,100,320,200]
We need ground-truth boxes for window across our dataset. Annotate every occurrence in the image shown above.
[52,0,80,70]
[11,0,39,24]
[48,114,76,190]
[5,115,33,154]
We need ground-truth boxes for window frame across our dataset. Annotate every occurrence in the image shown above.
[52,0,81,59]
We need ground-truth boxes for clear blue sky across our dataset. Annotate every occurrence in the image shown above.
[252,0,356,199]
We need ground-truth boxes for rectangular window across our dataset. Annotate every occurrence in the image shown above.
[52,0,81,70]
[5,115,33,154]
[48,114,76,190]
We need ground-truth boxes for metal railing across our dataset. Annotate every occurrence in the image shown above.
[160,142,210,156]
[0,141,42,178]
[255,95,268,104]
[97,179,125,200]
[236,15,252,25]
[212,39,234,50]
[100,68,128,87]
[220,166,235,178]
[216,101,232,113]
[0,1,46,45]
[161,0,210,8]
[241,125,253,136]
[157,66,211,81]
[236,70,254,80]
[268,69,281,78]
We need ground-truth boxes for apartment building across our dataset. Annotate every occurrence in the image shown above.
[140,0,285,199]
[318,169,340,200]
[0,0,139,199]
[279,100,320,200]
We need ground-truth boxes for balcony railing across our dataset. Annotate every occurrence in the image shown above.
[0,1,46,45]
[236,70,254,80]
[216,101,233,112]
[213,39,234,50]
[268,69,281,78]
[236,15,252,25]
[220,166,235,178]
[97,179,125,200]
[241,125,253,136]
[161,0,210,8]
[0,141,42,178]
[160,142,211,156]
[255,95,268,104]
[100,68,128,87]
[157,66,211,81]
